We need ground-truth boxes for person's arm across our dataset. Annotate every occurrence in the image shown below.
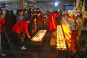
[0,18,5,33]
[23,23,31,39]
[1,18,5,25]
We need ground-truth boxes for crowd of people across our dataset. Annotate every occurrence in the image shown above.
[1,6,86,56]
[0,7,62,57]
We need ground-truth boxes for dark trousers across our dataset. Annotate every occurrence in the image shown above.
[12,32,23,47]
[42,23,48,30]
[0,34,4,55]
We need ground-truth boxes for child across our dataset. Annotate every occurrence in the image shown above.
[32,16,37,33]
[42,14,48,29]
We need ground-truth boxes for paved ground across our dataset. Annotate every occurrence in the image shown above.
[1,31,57,58]
[1,30,87,58]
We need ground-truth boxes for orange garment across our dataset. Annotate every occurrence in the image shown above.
[49,12,59,31]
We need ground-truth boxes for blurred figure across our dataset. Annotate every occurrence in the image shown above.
[0,8,6,56]
[42,14,48,29]
[48,11,59,38]
[12,17,31,50]
[10,10,16,26]
[23,9,28,20]
[36,8,43,30]
[48,11,59,31]
[4,10,13,36]
[46,8,51,18]
[16,9,23,22]
[28,8,34,19]
[16,9,20,15]
[31,16,37,34]
[57,9,62,16]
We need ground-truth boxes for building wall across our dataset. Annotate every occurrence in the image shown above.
[35,0,75,13]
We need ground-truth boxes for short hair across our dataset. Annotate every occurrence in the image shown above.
[6,10,9,13]
[0,8,3,15]
[18,9,23,13]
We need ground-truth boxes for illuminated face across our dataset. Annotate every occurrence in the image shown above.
[31,9,33,12]
[33,18,37,22]
[27,20,30,23]
[37,9,40,12]
[43,15,46,17]
[19,11,23,16]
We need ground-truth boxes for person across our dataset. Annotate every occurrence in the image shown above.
[31,16,37,34]
[23,9,28,20]
[48,11,59,31]
[42,14,48,29]
[46,8,51,18]
[48,11,59,39]
[0,8,6,56]
[16,9,24,22]
[28,8,32,19]
[10,10,16,26]
[4,10,13,36]
[36,8,43,30]
[12,17,31,50]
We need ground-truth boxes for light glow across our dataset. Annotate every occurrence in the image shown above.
[31,30,47,41]
[56,25,67,50]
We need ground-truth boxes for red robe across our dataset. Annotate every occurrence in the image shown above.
[0,18,5,33]
[49,12,59,31]
[12,20,30,37]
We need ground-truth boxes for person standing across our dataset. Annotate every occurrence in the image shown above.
[31,16,37,35]
[4,10,13,36]
[16,9,24,22]
[10,10,16,26]
[48,11,59,38]
[42,14,48,29]
[23,9,28,20]
[0,8,6,56]
[36,8,43,30]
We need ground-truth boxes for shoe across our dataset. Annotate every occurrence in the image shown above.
[0,54,6,57]
[21,46,27,50]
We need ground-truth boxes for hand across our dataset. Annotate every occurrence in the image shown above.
[28,35,31,39]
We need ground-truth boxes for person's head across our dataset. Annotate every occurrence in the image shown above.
[47,8,50,11]
[16,9,19,15]
[18,9,23,16]
[36,8,40,12]
[29,8,32,12]
[0,8,3,15]
[10,10,13,14]
[24,9,27,13]
[5,10,9,13]
[43,14,46,18]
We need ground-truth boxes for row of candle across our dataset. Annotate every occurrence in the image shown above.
[56,25,67,50]
[31,30,47,41]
